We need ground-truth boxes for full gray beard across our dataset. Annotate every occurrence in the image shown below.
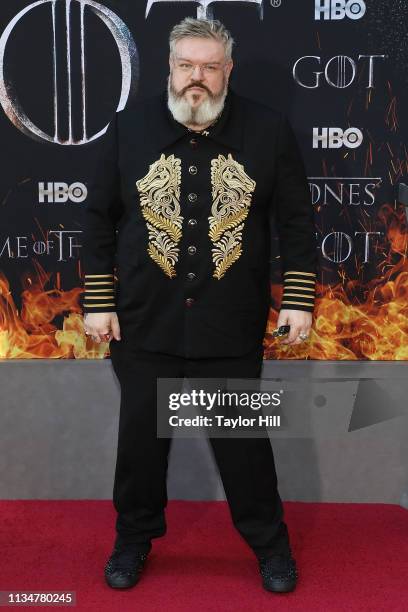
[167,74,228,127]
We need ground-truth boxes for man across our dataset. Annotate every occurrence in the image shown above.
[82,17,317,593]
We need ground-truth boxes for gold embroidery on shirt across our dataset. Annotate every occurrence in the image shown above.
[136,154,183,278]
[209,154,256,279]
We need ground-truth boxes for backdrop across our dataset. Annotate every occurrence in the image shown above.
[0,0,407,360]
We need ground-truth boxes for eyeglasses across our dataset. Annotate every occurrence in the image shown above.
[172,60,225,76]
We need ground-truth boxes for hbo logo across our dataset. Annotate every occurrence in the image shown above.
[313,128,363,149]
[315,0,366,20]
[38,182,88,203]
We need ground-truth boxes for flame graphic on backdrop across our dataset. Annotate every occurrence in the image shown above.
[265,202,408,360]
[0,263,108,359]
[0,202,406,360]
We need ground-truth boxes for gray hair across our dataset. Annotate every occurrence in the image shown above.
[169,17,234,62]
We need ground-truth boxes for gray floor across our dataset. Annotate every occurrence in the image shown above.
[1,359,407,507]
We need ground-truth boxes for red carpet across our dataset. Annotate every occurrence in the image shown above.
[1,500,407,611]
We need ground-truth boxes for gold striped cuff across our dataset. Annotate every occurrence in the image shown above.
[281,271,316,312]
[83,274,116,311]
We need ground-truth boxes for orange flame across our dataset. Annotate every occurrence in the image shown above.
[0,262,108,359]
[0,204,407,359]
[264,203,408,360]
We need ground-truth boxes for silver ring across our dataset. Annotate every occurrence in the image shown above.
[299,332,309,341]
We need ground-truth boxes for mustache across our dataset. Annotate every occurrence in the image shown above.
[181,83,211,95]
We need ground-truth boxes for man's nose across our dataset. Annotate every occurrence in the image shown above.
[191,65,204,80]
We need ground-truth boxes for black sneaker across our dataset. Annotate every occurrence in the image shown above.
[104,544,149,589]
[258,553,298,593]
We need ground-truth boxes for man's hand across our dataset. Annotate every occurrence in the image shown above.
[83,312,121,343]
[276,309,312,345]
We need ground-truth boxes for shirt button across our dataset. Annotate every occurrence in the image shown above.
[188,218,197,226]
[187,245,197,255]
[188,193,197,202]
[189,165,198,175]
[189,138,198,148]
[185,297,195,306]
[187,272,196,281]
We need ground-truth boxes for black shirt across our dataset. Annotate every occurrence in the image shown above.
[82,86,317,358]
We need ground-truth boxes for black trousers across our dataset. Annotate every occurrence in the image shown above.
[108,338,290,560]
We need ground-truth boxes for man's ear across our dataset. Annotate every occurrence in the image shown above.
[226,59,234,78]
